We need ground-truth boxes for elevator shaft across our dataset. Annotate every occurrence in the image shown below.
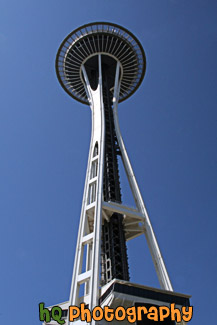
[101,64,129,285]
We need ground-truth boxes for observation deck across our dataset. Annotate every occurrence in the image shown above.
[56,22,146,105]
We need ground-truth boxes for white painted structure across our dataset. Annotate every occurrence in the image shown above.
[43,22,191,325]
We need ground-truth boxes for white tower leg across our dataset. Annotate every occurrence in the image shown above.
[113,62,173,292]
[69,55,105,318]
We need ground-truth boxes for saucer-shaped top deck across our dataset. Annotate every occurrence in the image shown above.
[56,22,146,105]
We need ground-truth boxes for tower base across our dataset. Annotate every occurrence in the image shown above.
[43,280,191,325]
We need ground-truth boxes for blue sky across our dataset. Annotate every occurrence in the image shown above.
[0,0,217,324]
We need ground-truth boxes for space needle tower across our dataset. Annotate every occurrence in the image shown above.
[47,22,191,324]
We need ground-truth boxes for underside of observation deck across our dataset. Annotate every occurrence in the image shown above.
[56,22,146,105]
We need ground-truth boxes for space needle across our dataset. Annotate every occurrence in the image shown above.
[45,22,191,324]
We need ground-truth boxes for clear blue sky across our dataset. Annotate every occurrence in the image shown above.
[0,0,216,324]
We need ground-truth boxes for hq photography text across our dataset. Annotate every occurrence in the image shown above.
[39,302,193,323]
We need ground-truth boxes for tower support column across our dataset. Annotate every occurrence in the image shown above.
[69,54,105,312]
[113,81,173,291]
